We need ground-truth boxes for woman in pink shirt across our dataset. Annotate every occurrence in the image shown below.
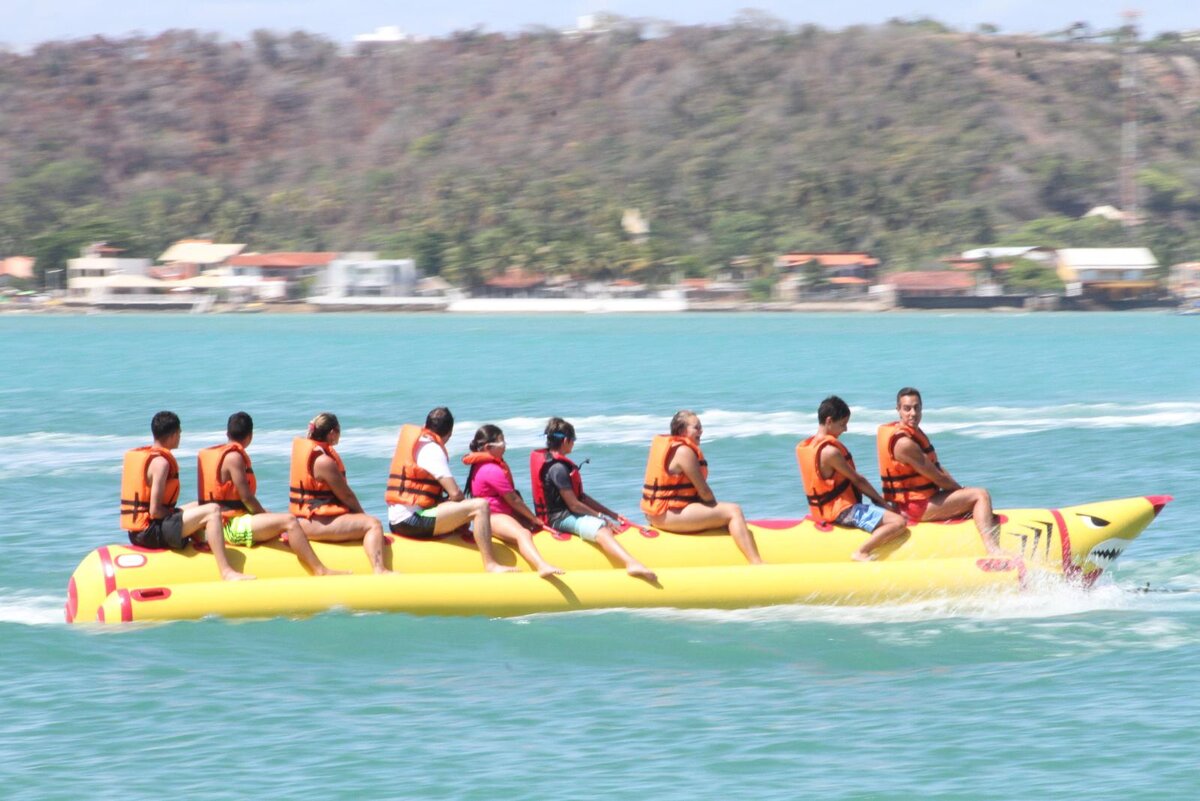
[462,425,563,577]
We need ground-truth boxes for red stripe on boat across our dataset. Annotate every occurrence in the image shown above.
[98,546,117,597]
[117,589,133,622]
[1051,508,1079,580]
[65,577,78,623]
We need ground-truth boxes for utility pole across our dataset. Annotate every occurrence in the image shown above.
[1119,9,1141,227]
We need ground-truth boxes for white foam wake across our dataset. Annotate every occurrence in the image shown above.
[0,590,66,626]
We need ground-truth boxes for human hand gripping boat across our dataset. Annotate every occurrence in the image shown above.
[65,495,1172,625]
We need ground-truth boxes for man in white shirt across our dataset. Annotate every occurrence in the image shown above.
[385,407,514,572]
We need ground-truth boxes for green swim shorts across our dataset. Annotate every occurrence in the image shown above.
[223,514,256,547]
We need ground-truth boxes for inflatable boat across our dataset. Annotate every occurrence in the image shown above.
[66,496,1171,624]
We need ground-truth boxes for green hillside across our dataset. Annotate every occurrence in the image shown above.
[3,18,1199,284]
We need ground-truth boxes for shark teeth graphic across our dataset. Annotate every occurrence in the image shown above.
[1079,537,1129,569]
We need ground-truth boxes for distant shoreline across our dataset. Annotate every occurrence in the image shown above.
[1,298,1181,315]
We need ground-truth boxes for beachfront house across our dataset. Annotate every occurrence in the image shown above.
[773,251,881,300]
[309,257,444,309]
[959,246,1056,265]
[224,252,340,301]
[66,243,155,305]
[0,256,36,287]
[882,270,977,307]
[478,267,548,298]
[155,239,246,280]
[1055,248,1161,300]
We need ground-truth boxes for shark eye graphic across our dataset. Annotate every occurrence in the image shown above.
[1076,514,1111,529]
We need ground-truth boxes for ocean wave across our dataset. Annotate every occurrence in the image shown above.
[552,575,1200,627]
[0,590,65,626]
[4,402,1199,478]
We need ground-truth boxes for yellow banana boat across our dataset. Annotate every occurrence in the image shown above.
[67,495,1171,624]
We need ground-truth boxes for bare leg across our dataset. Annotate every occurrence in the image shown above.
[248,513,349,576]
[489,514,563,577]
[299,513,392,574]
[851,510,909,561]
[432,499,517,573]
[925,488,1002,555]
[594,527,656,581]
[649,502,764,564]
[183,503,253,581]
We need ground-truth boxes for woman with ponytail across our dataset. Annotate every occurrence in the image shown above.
[463,425,564,578]
[288,413,390,573]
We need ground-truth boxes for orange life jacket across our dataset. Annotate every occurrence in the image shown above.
[197,442,255,522]
[384,425,449,509]
[640,435,708,517]
[463,450,517,501]
[876,422,941,505]
[120,446,179,532]
[288,438,351,519]
[529,448,583,524]
[796,434,862,523]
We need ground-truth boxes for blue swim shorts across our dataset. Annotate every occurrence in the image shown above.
[834,503,886,533]
[551,514,608,543]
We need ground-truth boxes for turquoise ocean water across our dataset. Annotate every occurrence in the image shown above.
[1,312,1198,800]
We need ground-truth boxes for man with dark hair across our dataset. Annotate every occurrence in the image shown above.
[425,406,454,439]
[120,411,251,580]
[384,407,513,572]
[198,412,345,576]
[877,388,1000,554]
[797,396,908,561]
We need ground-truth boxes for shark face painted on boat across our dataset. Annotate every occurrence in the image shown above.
[1061,497,1171,582]
[997,496,1171,581]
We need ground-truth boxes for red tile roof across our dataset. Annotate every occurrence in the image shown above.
[778,252,880,269]
[227,252,339,269]
[886,271,975,291]
[485,267,546,289]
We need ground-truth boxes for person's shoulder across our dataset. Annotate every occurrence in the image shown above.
[477,461,504,477]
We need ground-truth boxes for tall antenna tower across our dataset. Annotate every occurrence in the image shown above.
[1118,9,1141,226]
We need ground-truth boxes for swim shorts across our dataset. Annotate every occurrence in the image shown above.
[897,499,930,522]
[223,514,256,547]
[388,506,439,538]
[129,510,187,550]
[551,513,608,543]
[834,503,886,534]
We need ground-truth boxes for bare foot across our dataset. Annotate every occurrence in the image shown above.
[537,563,565,578]
[313,566,353,576]
[626,564,657,582]
[373,567,396,575]
[221,569,256,581]
[486,563,520,574]
[851,551,876,562]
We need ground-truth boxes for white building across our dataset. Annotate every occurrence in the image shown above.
[66,244,155,304]
[310,258,449,309]
[1056,248,1161,299]
[959,246,1055,263]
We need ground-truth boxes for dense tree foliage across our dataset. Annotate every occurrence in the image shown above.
[2,22,1199,286]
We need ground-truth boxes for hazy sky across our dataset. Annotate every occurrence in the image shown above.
[3,0,1194,49]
